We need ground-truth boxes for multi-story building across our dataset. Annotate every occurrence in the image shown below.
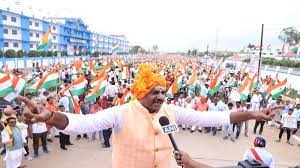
[92,33,129,53]
[0,8,129,54]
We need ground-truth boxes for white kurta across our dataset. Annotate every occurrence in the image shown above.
[61,102,231,134]
[1,130,26,168]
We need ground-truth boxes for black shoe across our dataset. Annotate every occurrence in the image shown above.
[102,144,110,148]
[198,130,202,133]
[47,139,53,142]
[60,147,67,150]
[190,130,195,133]
[66,143,74,145]
[54,135,60,138]
[182,128,186,130]
[0,150,6,155]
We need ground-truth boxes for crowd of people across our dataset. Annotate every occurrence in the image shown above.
[0,55,299,168]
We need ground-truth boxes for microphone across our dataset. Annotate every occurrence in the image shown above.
[159,116,179,151]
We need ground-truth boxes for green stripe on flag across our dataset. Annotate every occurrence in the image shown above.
[71,87,86,96]
[0,86,14,97]
[40,79,58,90]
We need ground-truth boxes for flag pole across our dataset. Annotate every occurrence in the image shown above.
[257,24,264,81]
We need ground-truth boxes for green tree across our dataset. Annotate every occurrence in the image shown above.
[129,45,143,54]
[5,49,17,58]
[278,27,300,45]
[47,51,54,57]
[0,50,3,58]
[40,51,47,57]
[187,50,191,55]
[191,49,198,56]
[17,50,25,57]
[28,50,38,57]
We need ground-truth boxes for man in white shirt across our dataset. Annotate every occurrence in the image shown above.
[104,81,119,101]
[59,95,70,112]
[207,97,219,136]
[276,107,297,145]
[190,92,199,110]
[18,64,279,168]
[292,102,300,137]
[243,136,274,168]
[251,90,261,111]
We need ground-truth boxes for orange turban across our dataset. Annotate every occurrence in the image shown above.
[131,64,166,99]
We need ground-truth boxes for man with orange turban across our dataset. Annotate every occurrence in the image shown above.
[18,64,279,168]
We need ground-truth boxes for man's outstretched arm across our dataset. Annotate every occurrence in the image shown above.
[17,96,121,133]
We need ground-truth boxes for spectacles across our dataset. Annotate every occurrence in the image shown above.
[9,121,16,124]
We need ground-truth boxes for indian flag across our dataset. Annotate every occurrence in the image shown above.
[198,80,208,98]
[208,69,223,95]
[238,73,257,101]
[28,71,59,93]
[84,77,107,102]
[88,58,98,76]
[167,75,183,97]
[4,75,26,102]
[112,59,123,69]
[227,76,237,87]
[0,74,14,98]
[37,27,51,51]
[188,72,198,92]
[248,73,257,93]
[121,66,130,80]
[60,75,87,96]
[119,88,132,105]
[111,42,119,53]
[268,78,287,99]
[69,95,81,114]
[69,75,88,96]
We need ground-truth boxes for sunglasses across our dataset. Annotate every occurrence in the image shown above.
[9,121,16,124]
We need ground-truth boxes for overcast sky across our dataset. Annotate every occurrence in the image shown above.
[1,0,300,52]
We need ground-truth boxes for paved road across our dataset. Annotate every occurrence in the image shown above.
[1,121,299,168]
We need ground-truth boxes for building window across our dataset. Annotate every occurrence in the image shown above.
[12,30,17,35]
[36,33,39,38]
[30,44,33,48]
[30,32,33,37]
[2,15,7,20]
[11,17,16,22]
[29,21,32,25]
[36,44,38,48]
[53,45,57,49]
[53,26,56,30]
[13,43,18,48]
[4,29,8,34]
[4,42,9,47]
[53,35,56,40]
[35,22,39,27]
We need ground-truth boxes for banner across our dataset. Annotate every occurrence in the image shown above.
[249,55,259,73]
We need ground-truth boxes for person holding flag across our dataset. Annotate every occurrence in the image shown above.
[18,64,280,168]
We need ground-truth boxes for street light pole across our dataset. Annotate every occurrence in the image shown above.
[257,24,264,80]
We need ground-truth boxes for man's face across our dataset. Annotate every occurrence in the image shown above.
[48,98,54,104]
[8,119,16,127]
[224,98,228,104]
[288,109,293,115]
[139,86,166,114]
[191,93,195,99]
[213,98,218,105]
[296,104,300,109]
[59,106,65,112]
